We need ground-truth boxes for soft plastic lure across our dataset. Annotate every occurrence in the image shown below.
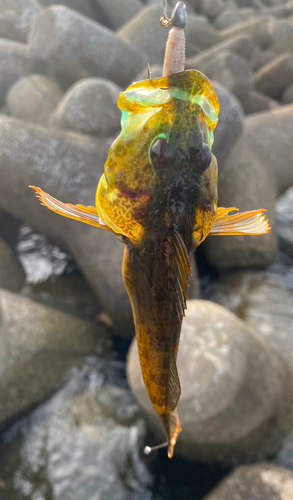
[30,2,270,459]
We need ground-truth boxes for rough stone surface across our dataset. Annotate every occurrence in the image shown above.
[242,90,279,114]
[0,39,31,105]
[27,6,146,89]
[0,238,25,292]
[204,464,293,500]
[50,77,121,136]
[204,105,293,269]
[0,289,105,424]
[282,82,293,104]
[212,81,244,167]
[276,187,293,258]
[0,0,42,43]
[94,0,143,30]
[254,53,293,99]
[7,74,63,126]
[127,300,293,463]
[0,115,132,338]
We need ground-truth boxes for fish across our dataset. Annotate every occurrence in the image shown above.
[30,4,270,459]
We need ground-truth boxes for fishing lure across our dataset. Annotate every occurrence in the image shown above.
[30,2,270,459]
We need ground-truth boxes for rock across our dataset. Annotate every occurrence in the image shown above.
[204,105,293,269]
[94,0,143,30]
[219,18,272,50]
[185,15,222,50]
[238,8,257,22]
[27,6,145,89]
[199,0,225,20]
[7,74,63,126]
[212,81,244,167]
[127,300,293,463]
[0,39,31,105]
[0,0,42,43]
[0,115,132,338]
[276,187,293,258]
[0,289,106,425]
[50,77,121,136]
[0,238,25,292]
[186,34,260,73]
[203,464,293,500]
[235,0,253,6]
[255,49,280,70]
[242,90,279,114]
[214,10,241,30]
[267,19,293,55]
[39,0,99,21]
[203,52,253,101]
[206,271,293,370]
[254,53,293,99]
[0,354,152,500]
[282,82,293,104]
[117,6,168,66]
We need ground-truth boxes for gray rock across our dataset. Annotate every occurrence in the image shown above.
[199,0,225,20]
[282,82,293,104]
[0,0,42,43]
[27,6,145,89]
[212,81,244,167]
[204,105,293,269]
[204,464,293,500]
[242,90,279,114]
[0,238,25,292]
[206,271,293,370]
[254,53,293,99]
[186,34,260,73]
[0,39,31,105]
[235,0,253,6]
[0,115,133,338]
[219,18,272,50]
[238,8,257,22]
[276,187,293,258]
[117,6,168,66]
[185,15,222,50]
[39,0,99,21]
[255,49,280,70]
[94,0,143,30]
[127,300,293,463]
[267,19,293,55]
[0,289,105,424]
[203,52,253,101]
[214,10,241,30]
[7,74,63,126]
[50,77,121,136]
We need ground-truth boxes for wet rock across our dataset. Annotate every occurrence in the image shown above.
[0,238,25,292]
[204,464,293,500]
[186,34,260,73]
[94,0,143,30]
[39,0,99,21]
[212,81,244,167]
[282,82,293,104]
[199,0,225,20]
[127,300,293,463]
[117,6,168,66]
[206,271,293,370]
[242,90,279,114]
[27,6,145,89]
[204,105,293,269]
[50,77,121,136]
[0,39,31,105]
[214,10,241,30]
[0,0,42,43]
[219,18,271,50]
[0,115,132,338]
[7,74,63,126]
[276,187,293,258]
[254,53,293,99]
[0,289,105,425]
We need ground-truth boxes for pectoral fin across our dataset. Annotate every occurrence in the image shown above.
[210,207,270,236]
[30,186,113,232]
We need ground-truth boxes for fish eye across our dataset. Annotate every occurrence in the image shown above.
[192,143,212,174]
[149,135,172,170]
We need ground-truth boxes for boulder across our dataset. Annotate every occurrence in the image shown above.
[282,82,293,104]
[0,289,105,425]
[0,39,31,105]
[199,0,225,20]
[0,0,42,43]
[204,464,293,500]
[219,17,272,50]
[50,77,121,136]
[254,53,293,100]
[204,105,293,269]
[214,10,241,30]
[238,8,257,22]
[127,300,293,463]
[267,19,293,55]
[7,74,63,126]
[242,90,279,114]
[185,15,222,50]
[0,115,132,338]
[276,187,293,258]
[27,6,146,89]
[94,0,143,30]
[0,238,25,292]
[39,0,99,21]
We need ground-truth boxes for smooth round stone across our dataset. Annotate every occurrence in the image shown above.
[207,52,253,101]
[0,39,30,105]
[50,77,121,136]
[127,300,293,463]
[214,10,241,30]
[276,186,293,258]
[242,90,279,114]
[0,238,25,292]
[94,0,143,30]
[0,0,42,43]
[7,74,63,126]
[199,0,225,21]
[282,82,293,105]
[39,0,99,21]
[254,53,293,99]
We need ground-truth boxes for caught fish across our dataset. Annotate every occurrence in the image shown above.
[30,2,270,459]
